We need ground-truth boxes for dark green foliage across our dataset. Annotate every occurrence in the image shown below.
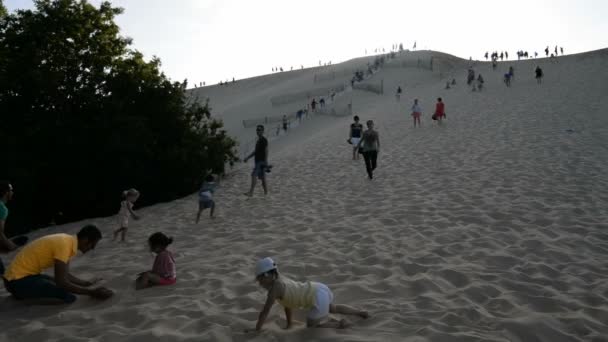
[0,1,6,18]
[0,0,238,235]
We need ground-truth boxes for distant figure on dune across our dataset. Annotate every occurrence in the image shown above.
[243,125,269,197]
[356,120,380,179]
[348,115,363,160]
[535,51,538,58]
[508,66,515,80]
[445,81,451,89]
[320,98,326,108]
[247,257,369,332]
[113,188,141,242]
[196,174,218,223]
[433,98,446,122]
[504,72,512,87]
[505,51,509,60]
[545,46,549,57]
[500,52,504,61]
[396,86,402,101]
[477,74,484,91]
[467,68,475,85]
[3,225,113,304]
[451,78,456,85]
[560,47,564,55]
[282,114,289,131]
[535,66,544,84]
[135,232,176,290]
[484,52,489,60]
[411,99,422,127]
[492,59,497,70]
[311,98,317,112]
[297,109,304,123]
[554,46,558,56]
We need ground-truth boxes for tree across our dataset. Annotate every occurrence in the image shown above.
[0,0,237,234]
[0,0,6,18]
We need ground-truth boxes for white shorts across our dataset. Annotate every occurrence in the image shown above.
[307,282,334,320]
[350,137,361,146]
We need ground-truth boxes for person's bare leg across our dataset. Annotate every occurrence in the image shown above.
[112,229,119,241]
[195,208,203,223]
[120,228,127,242]
[209,203,215,218]
[245,175,257,196]
[330,304,369,318]
[352,148,356,160]
[261,178,268,195]
[113,227,124,241]
[307,317,350,329]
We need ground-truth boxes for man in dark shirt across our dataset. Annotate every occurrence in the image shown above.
[243,125,269,196]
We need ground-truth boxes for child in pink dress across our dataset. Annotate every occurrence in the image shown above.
[136,232,176,289]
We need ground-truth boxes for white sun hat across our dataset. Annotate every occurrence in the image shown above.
[255,257,277,276]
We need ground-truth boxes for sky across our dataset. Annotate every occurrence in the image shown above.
[5,0,608,86]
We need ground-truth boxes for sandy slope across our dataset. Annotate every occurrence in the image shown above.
[1,49,607,342]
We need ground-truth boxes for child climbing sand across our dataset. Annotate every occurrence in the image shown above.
[135,232,176,290]
[113,188,140,242]
[196,174,218,223]
[247,257,369,332]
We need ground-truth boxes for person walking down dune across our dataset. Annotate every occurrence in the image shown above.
[348,116,364,160]
[243,125,269,197]
[396,86,402,101]
[311,99,317,112]
[477,74,484,91]
[411,99,422,127]
[535,66,544,84]
[282,115,289,132]
[356,120,380,180]
[247,257,369,332]
[433,98,446,123]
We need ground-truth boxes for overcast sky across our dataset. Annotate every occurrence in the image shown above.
[5,0,608,85]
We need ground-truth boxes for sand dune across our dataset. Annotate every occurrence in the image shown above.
[1,49,608,341]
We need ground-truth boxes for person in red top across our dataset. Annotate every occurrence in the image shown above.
[433,98,446,122]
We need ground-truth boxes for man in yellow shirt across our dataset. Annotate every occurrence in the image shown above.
[3,225,113,304]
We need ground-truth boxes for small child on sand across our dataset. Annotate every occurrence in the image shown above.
[247,257,369,332]
[113,188,140,242]
[196,174,218,223]
[136,232,176,290]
